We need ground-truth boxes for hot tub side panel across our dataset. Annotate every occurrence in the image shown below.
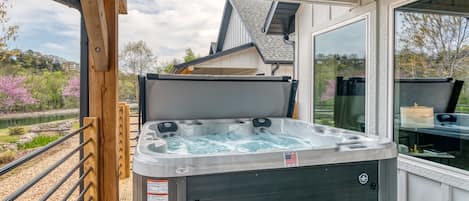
[134,161,379,201]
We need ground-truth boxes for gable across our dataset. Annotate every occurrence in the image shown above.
[222,9,252,51]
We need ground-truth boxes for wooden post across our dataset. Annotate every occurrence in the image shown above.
[84,117,98,201]
[117,103,124,179]
[123,103,131,178]
[117,102,130,179]
[88,0,119,200]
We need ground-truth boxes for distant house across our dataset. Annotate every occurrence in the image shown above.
[172,0,293,76]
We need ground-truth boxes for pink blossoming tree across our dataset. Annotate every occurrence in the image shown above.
[0,76,36,111]
[63,76,80,98]
[320,79,336,101]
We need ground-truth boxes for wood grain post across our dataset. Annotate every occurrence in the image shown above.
[117,102,130,179]
[88,0,120,199]
[84,117,98,201]
[124,103,131,178]
[117,102,131,179]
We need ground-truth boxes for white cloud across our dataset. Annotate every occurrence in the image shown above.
[119,0,225,64]
[6,0,226,64]
[42,42,67,51]
[7,0,81,61]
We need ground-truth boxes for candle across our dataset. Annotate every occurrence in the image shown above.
[400,103,434,128]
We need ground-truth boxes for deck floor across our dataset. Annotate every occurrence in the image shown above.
[119,174,133,201]
[119,115,138,201]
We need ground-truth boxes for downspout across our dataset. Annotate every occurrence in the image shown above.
[283,33,296,79]
[271,62,280,75]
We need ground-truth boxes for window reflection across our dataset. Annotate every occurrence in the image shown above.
[395,9,469,170]
[313,20,367,132]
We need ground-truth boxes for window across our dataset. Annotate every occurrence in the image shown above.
[313,19,367,132]
[394,6,469,171]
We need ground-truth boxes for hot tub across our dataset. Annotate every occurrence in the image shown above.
[134,74,397,201]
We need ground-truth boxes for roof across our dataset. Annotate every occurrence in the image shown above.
[174,0,294,73]
[227,0,293,63]
[173,43,256,73]
[263,1,300,35]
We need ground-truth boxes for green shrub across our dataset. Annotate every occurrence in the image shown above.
[18,135,60,150]
[8,127,25,136]
[0,150,16,164]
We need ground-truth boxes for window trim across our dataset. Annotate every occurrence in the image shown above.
[311,4,377,137]
[386,0,420,148]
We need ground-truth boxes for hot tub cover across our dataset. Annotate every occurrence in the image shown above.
[139,74,298,122]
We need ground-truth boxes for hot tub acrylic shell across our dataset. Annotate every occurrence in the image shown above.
[133,118,396,178]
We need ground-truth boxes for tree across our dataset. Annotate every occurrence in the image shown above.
[0,0,18,51]
[398,12,469,77]
[0,76,36,112]
[118,71,137,102]
[27,71,67,110]
[184,48,197,63]
[63,76,80,98]
[63,76,80,108]
[160,58,180,74]
[119,40,157,75]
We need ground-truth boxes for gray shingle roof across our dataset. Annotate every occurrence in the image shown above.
[229,0,293,63]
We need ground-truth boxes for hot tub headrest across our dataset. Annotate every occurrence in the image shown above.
[139,74,298,122]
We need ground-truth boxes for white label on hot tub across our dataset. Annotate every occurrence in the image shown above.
[283,151,299,167]
[148,194,168,201]
[147,179,168,194]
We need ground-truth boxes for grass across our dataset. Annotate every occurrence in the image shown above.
[0,128,9,136]
[0,118,78,144]
[0,135,19,143]
[17,135,60,150]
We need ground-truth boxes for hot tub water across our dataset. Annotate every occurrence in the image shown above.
[163,130,314,155]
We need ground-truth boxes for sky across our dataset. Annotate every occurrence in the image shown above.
[7,0,226,64]
[315,19,367,58]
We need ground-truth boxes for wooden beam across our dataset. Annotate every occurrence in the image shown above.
[81,0,109,71]
[88,0,119,200]
[119,0,128,14]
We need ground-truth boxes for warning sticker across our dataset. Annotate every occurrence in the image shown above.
[283,151,299,167]
[147,179,168,194]
[148,194,168,201]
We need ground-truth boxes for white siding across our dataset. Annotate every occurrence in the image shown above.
[222,10,251,51]
[295,3,313,122]
[312,4,351,27]
[195,47,258,69]
[453,188,469,201]
[398,155,469,201]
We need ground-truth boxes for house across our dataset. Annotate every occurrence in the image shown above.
[6,0,469,200]
[172,0,294,76]
[264,0,469,200]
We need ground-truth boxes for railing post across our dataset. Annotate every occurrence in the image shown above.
[117,102,131,179]
[84,117,98,201]
[124,103,131,178]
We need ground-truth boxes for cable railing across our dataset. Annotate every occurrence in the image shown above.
[0,117,98,201]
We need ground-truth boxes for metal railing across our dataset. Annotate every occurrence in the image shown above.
[0,117,98,201]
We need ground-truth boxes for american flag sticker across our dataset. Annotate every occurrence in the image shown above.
[283,151,299,167]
